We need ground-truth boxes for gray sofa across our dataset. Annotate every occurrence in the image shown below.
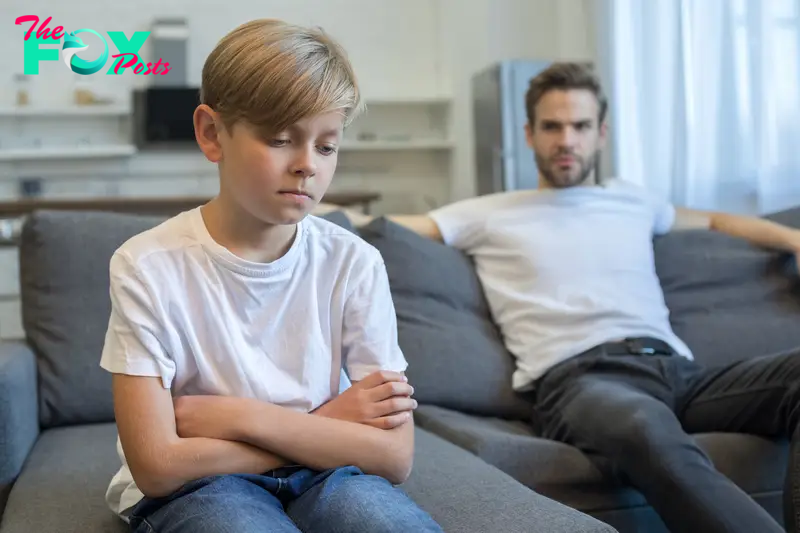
[356,208,800,533]
[0,210,616,533]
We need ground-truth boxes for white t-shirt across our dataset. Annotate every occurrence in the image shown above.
[429,179,693,391]
[99,207,407,517]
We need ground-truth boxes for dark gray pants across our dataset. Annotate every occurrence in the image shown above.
[531,342,800,533]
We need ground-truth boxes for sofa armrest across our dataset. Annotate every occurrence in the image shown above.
[0,342,39,518]
[404,427,617,533]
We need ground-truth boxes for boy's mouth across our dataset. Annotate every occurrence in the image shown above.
[278,189,313,200]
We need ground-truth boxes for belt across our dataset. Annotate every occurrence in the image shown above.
[600,337,676,356]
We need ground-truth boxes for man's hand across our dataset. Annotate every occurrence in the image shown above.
[174,394,248,441]
[313,370,417,429]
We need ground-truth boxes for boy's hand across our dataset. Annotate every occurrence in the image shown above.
[313,370,417,430]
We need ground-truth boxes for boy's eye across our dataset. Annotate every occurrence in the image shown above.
[269,139,289,147]
[317,145,337,156]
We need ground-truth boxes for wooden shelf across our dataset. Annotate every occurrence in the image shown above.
[340,139,454,151]
[0,105,131,117]
[0,192,381,218]
[0,145,137,161]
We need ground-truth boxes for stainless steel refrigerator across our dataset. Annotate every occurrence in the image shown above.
[472,60,553,195]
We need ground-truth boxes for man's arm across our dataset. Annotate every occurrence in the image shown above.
[113,374,287,498]
[312,203,443,242]
[673,207,800,254]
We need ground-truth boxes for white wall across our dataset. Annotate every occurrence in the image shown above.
[2,0,597,206]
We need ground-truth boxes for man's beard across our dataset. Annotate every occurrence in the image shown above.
[536,149,599,189]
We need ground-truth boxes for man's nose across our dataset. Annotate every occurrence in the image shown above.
[557,126,578,148]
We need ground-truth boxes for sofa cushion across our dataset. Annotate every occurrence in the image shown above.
[0,423,128,533]
[654,206,800,368]
[415,404,787,514]
[0,423,614,533]
[19,210,356,429]
[359,217,532,420]
[20,211,168,428]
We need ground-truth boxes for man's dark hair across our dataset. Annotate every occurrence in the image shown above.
[525,62,608,126]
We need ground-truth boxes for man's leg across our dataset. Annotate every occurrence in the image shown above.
[128,474,302,533]
[284,465,444,533]
[533,353,783,533]
[679,348,800,532]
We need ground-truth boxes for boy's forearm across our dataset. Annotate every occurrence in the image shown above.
[140,437,287,497]
[230,398,410,483]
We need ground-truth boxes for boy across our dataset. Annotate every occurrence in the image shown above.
[100,19,443,533]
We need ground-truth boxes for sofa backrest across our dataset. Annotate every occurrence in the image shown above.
[20,211,168,428]
[18,209,355,429]
[359,218,533,421]
[655,206,800,367]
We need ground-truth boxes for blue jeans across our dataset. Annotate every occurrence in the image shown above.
[128,465,444,533]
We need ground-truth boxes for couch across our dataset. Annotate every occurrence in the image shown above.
[355,207,800,533]
[0,209,617,533]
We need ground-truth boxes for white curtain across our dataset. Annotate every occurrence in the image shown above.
[598,0,800,214]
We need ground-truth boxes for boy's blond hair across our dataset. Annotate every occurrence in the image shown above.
[201,19,363,134]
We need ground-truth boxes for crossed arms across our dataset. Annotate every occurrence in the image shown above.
[114,370,416,498]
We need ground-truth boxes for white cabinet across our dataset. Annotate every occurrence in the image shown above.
[0,299,23,341]
[0,248,22,341]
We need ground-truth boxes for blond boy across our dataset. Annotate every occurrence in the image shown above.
[100,19,443,532]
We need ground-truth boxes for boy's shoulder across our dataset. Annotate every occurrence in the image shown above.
[303,214,382,262]
[111,209,197,274]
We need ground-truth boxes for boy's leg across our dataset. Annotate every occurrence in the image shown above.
[679,348,800,533]
[284,466,444,533]
[128,474,301,533]
[533,352,783,533]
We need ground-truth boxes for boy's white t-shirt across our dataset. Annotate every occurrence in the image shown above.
[99,208,407,517]
[428,179,693,391]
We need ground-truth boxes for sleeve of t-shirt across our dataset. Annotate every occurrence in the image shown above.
[99,251,176,389]
[612,179,676,235]
[428,194,501,250]
[342,252,408,382]
[646,190,676,235]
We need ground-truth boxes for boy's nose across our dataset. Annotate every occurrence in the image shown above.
[291,148,317,177]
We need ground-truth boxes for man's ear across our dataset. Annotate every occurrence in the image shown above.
[598,119,609,150]
[194,104,224,163]
[524,122,534,150]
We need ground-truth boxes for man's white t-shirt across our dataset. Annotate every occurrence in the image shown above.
[428,179,693,391]
[99,207,407,517]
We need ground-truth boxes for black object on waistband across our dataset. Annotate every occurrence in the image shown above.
[600,337,676,356]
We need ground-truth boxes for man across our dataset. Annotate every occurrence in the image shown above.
[321,62,800,532]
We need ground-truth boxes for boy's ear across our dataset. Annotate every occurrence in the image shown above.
[194,104,224,163]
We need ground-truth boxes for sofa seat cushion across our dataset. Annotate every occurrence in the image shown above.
[0,423,127,533]
[0,422,613,533]
[415,404,788,513]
